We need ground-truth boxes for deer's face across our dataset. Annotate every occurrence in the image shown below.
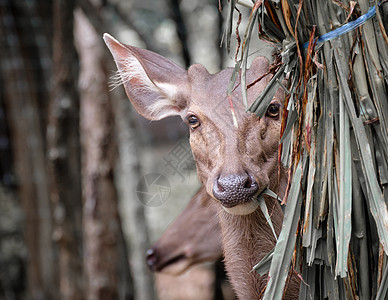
[185,64,284,215]
[104,34,285,216]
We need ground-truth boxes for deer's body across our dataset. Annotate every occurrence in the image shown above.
[146,187,222,275]
[104,34,300,299]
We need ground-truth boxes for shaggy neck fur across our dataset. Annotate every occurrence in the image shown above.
[218,175,300,299]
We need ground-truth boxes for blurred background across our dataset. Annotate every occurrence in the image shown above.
[0,0,273,299]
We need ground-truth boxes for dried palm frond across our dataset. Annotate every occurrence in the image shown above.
[223,0,388,298]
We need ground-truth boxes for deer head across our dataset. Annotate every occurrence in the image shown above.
[104,34,284,216]
[146,187,222,275]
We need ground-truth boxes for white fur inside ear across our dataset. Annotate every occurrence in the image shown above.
[222,200,259,215]
[110,56,157,92]
[110,57,181,119]
[111,57,178,98]
[154,82,178,100]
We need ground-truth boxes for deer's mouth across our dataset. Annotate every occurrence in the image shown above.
[222,199,259,215]
[147,246,200,276]
[219,183,272,215]
[147,250,191,275]
[156,254,190,274]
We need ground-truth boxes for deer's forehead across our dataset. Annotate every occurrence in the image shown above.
[191,71,269,104]
[189,70,230,96]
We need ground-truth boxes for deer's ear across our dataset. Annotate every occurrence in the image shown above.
[103,33,190,120]
[250,56,269,76]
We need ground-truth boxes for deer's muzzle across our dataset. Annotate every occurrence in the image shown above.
[212,173,259,208]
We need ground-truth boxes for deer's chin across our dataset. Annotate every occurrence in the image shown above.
[222,200,259,215]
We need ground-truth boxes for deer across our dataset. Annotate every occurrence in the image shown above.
[103,33,300,299]
[146,187,222,275]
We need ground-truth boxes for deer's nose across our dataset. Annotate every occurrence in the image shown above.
[146,248,158,271]
[212,173,259,207]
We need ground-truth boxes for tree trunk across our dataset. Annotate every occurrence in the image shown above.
[47,0,84,299]
[75,10,120,300]
[0,0,56,298]
[112,81,157,300]
[75,2,153,298]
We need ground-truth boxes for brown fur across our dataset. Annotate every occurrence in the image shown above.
[219,203,280,299]
[218,190,299,299]
[148,188,222,275]
[104,34,300,299]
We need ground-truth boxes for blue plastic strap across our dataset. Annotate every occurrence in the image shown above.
[302,5,378,49]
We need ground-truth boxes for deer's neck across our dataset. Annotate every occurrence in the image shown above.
[217,197,283,299]
[218,168,300,299]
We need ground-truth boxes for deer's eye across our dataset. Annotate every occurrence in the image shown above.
[266,104,280,119]
[186,115,200,130]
